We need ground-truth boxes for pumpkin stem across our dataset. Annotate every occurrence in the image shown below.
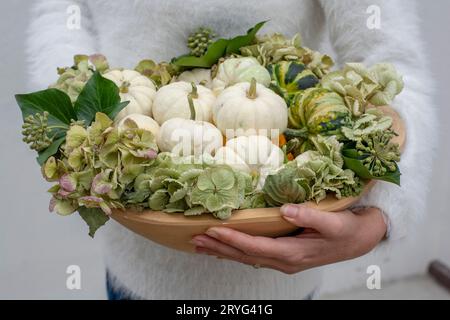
[247,78,257,99]
[190,82,199,99]
[187,96,196,121]
[120,81,131,94]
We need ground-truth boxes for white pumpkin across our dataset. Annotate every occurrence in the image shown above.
[215,135,284,188]
[213,79,288,138]
[157,119,223,157]
[117,114,160,137]
[212,57,271,94]
[177,68,213,89]
[103,69,157,122]
[152,81,215,125]
[157,96,223,157]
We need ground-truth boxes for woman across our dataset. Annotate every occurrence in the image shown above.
[27,0,436,299]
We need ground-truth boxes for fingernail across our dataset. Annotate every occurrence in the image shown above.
[281,204,298,217]
[205,228,220,239]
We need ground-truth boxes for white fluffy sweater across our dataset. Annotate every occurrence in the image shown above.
[27,0,436,299]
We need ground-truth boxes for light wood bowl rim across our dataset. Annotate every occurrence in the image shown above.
[111,106,405,233]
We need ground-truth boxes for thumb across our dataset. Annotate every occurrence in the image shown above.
[280,204,342,236]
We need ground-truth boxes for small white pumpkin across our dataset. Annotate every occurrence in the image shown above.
[215,135,284,188]
[103,69,157,122]
[117,114,160,137]
[152,81,215,125]
[213,79,288,138]
[212,57,271,94]
[157,97,223,157]
[177,68,213,89]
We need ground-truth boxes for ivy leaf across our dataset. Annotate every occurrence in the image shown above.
[15,88,76,124]
[172,39,229,68]
[36,137,66,165]
[342,149,401,186]
[74,72,129,125]
[78,207,110,238]
[172,21,267,69]
[225,20,267,55]
[15,88,75,137]
[15,89,75,164]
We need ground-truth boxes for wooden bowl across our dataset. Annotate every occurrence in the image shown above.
[112,106,406,253]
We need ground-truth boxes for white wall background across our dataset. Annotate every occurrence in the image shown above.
[0,0,449,299]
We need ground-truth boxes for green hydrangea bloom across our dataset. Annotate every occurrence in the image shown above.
[240,33,333,78]
[44,112,159,216]
[263,135,361,205]
[322,63,404,116]
[50,54,109,103]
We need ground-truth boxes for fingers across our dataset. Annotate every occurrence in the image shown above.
[192,235,298,274]
[280,204,344,236]
[199,227,296,260]
[192,235,247,260]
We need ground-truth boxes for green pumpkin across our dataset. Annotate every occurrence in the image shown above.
[288,88,351,135]
[267,61,319,102]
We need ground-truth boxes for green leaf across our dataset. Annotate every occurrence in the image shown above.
[15,88,77,125]
[172,21,267,69]
[342,151,401,186]
[173,39,229,68]
[15,89,74,146]
[74,72,129,125]
[226,21,267,54]
[78,207,109,238]
[36,137,66,165]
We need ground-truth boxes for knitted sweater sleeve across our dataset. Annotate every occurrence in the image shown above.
[318,0,438,240]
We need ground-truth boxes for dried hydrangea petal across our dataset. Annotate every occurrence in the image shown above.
[59,174,77,192]
[66,125,88,149]
[43,156,58,181]
[52,198,78,216]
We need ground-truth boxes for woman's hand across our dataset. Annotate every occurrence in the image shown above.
[191,205,387,274]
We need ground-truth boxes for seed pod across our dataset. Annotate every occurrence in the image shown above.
[187,27,217,57]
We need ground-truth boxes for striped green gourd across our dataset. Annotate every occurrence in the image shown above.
[267,61,319,103]
[288,88,351,135]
